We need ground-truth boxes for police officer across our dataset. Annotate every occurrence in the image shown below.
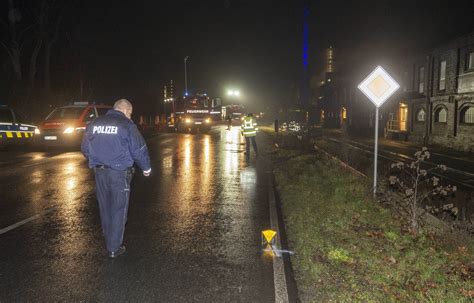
[226,115,232,130]
[241,113,258,159]
[81,99,151,258]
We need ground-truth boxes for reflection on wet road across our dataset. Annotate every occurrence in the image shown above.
[0,126,274,301]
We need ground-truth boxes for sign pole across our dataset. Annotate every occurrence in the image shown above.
[373,107,379,197]
[357,66,399,198]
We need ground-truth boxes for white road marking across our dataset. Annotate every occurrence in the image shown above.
[0,207,55,235]
[268,175,290,303]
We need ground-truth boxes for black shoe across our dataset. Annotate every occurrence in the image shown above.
[108,245,126,258]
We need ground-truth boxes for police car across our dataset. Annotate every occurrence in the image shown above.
[0,105,39,147]
[38,102,112,146]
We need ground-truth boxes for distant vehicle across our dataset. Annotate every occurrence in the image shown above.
[0,105,39,147]
[223,104,246,121]
[38,101,112,146]
[167,94,214,133]
[279,108,308,134]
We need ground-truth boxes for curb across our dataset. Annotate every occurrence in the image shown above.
[268,172,300,303]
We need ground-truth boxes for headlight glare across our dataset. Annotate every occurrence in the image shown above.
[63,127,75,134]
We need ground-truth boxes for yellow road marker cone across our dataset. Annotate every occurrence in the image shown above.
[262,229,277,247]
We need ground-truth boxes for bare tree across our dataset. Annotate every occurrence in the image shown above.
[1,0,26,81]
[27,1,47,90]
[389,147,457,234]
[42,0,67,93]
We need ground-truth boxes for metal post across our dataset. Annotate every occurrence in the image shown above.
[184,56,189,95]
[164,100,167,120]
[163,86,167,120]
[373,107,379,197]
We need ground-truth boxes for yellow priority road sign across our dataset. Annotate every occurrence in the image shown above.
[262,229,277,246]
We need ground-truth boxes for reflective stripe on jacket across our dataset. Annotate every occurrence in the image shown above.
[241,117,258,137]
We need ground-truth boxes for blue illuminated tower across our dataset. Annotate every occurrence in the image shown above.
[300,0,310,107]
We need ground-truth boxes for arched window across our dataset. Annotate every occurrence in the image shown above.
[416,108,426,122]
[460,106,474,124]
[434,107,447,123]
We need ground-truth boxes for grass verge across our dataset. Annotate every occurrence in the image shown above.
[271,146,473,302]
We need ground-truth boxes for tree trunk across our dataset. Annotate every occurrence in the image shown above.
[28,38,43,90]
[5,6,22,81]
[79,68,85,100]
[11,48,22,81]
[43,43,51,93]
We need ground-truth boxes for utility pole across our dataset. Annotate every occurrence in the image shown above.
[163,85,167,118]
[300,0,310,108]
[184,56,189,95]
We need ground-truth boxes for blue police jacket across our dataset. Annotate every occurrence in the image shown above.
[81,109,151,171]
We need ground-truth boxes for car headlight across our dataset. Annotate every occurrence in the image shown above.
[34,128,40,135]
[63,127,75,134]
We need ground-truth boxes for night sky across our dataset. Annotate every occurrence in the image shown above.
[3,0,474,114]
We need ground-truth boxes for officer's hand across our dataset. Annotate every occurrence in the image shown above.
[143,169,151,177]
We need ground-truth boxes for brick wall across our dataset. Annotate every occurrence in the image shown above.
[429,97,474,152]
[411,101,426,143]
[431,48,458,96]
[456,99,474,152]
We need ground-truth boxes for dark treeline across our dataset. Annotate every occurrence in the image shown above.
[0,0,88,123]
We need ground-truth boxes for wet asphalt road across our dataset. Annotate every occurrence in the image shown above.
[0,126,275,302]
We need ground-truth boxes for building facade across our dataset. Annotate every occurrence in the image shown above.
[390,32,474,151]
[317,32,474,152]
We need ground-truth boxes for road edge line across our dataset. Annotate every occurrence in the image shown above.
[0,207,55,235]
[268,174,289,303]
[268,171,302,303]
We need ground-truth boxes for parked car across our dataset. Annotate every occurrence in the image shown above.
[0,105,39,148]
[37,102,112,147]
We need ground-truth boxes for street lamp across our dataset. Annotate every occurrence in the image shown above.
[184,56,189,95]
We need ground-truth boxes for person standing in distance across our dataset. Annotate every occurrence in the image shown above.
[241,113,258,159]
[226,115,232,130]
[81,99,151,258]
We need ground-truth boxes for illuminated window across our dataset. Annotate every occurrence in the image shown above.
[439,61,446,91]
[399,104,408,131]
[434,107,447,123]
[467,52,474,70]
[460,106,474,124]
[419,67,425,93]
[416,108,426,122]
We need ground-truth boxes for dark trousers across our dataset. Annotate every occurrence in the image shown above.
[94,167,133,253]
[245,136,258,156]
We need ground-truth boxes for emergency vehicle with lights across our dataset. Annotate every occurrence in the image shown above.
[38,102,112,146]
[167,94,219,133]
[0,105,39,147]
